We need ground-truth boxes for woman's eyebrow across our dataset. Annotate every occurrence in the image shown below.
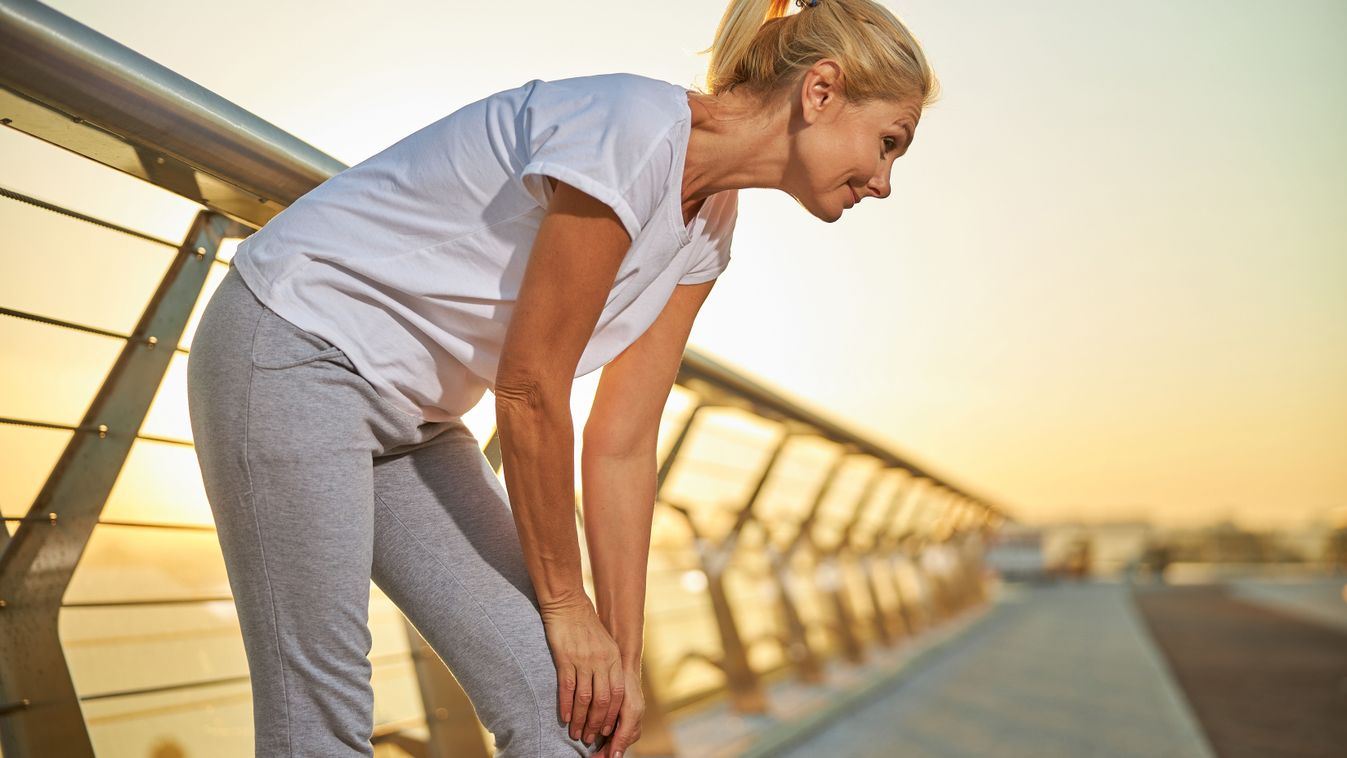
[889,117,914,144]
[899,124,913,148]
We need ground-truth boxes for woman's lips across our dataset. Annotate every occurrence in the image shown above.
[848,186,859,205]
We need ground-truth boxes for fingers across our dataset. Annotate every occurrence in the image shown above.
[558,662,576,725]
[598,659,624,739]
[569,667,594,741]
[580,664,612,743]
[606,710,643,758]
[568,660,626,744]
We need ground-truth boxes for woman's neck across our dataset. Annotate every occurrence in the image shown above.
[683,89,791,207]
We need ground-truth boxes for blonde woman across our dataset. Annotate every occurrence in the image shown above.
[187,0,938,755]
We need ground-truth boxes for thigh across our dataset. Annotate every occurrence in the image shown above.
[189,276,389,754]
[369,424,602,757]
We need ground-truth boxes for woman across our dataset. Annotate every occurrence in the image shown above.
[186,0,937,755]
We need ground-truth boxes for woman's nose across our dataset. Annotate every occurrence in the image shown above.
[867,170,892,200]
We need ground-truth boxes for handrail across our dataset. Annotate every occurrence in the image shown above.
[678,352,1008,516]
[0,0,1011,520]
[0,0,343,227]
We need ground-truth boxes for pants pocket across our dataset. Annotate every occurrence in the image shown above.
[250,307,346,370]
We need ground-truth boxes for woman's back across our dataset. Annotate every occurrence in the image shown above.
[232,72,738,422]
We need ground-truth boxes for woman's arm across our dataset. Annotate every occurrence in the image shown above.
[581,278,718,668]
[581,446,658,667]
[495,178,633,743]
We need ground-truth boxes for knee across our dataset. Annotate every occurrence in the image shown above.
[477,674,603,757]
[476,694,598,758]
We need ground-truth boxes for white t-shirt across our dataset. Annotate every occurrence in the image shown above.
[232,72,738,422]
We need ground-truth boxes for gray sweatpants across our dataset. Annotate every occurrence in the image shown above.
[186,265,605,757]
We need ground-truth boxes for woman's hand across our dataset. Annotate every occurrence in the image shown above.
[540,598,626,745]
[596,665,645,758]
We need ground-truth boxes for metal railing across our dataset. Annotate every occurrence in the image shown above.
[0,0,1010,755]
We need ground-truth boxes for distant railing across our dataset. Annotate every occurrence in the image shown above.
[0,0,1010,756]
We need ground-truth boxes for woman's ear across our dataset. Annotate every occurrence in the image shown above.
[799,58,845,125]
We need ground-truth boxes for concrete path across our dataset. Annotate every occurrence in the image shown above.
[1226,576,1347,632]
[772,583,1214,758]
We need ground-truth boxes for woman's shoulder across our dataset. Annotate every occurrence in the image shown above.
[529,72,689,122]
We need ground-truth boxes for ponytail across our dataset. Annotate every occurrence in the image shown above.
[699,0,940,108]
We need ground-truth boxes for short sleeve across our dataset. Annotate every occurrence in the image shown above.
[515,78,680,243]
[678,190,739,285]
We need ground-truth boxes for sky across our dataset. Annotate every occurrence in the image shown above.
[3,0,1345,529]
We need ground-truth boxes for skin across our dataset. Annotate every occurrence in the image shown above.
[682,57,922,224]
[502,58,924,758]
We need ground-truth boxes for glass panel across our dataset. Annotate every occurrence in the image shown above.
[0,318,121,426]
[644,564,724,704]
[103,439,210,528]
[850,471,905,551]
[64,590,416,738]
[753,437,839,549]
[841,554,877,645]
[644,526,723,704]
[893,556,931,617]
[371,658,425,730]
[178,260,232,351]
[891,479,932,536]
[788,550,838,659]
[655,389,698,465]
[215,237,242,264]
[66,523,230,605]
[82,677,253,757]
[0,199,176,334]
[0,423,70,519]
[660,409,780,543]
[374,724,432,758]
[60,601,247,698]
[139,351,192,442]
[725,543,783,674]
[865,556,901,630]
[908,493,947,539]
[77,657,420,758]
[811,458,882,551]
[649,503,694,553]
[460,389,498,446]
[369,587,413,659]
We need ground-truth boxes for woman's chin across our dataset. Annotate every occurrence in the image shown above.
[810,202,842,222]
[792,193,843,223]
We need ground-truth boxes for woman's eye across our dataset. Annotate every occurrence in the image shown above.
[882,137,897,155]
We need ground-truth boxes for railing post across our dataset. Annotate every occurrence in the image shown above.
[815,465,888,664]
[772,451,851,685]
[878,477,930,634]
[691,422,795,714]
[853,480,907,647]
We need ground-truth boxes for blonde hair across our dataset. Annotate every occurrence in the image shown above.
[699,0,940,109]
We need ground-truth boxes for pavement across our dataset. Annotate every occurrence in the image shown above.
[664,582,1218,758]
[767,582,1214,758]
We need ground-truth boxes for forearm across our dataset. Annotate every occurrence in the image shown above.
[495,395,588,610]
[580,443,657,671]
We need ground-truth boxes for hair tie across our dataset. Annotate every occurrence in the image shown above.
[795,0,819,8]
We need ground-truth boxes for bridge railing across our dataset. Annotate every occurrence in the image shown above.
[0,0,1009,755]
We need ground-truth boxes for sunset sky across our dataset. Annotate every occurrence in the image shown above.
[4,0,1345,529]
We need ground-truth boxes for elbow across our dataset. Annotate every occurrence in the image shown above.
[495,374,546,416]
[495,373,572,433]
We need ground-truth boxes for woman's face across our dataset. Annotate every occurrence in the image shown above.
[785,69,922,222]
